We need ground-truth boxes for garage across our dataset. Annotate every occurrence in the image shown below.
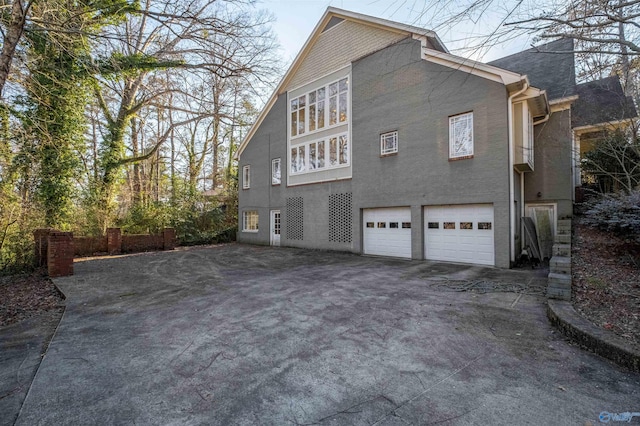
[363,207,412,258]
[424,204,494,266]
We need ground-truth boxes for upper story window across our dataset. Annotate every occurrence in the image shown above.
[242,165,250,189]
[290,134,348,175]
[290,77,348,139]
[271,158,281,185]
[449,112,474,160]
[380,131,398,155]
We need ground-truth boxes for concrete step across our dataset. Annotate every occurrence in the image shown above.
[547,272,572,300]
[553,243,571,257]
[550,256,571,274]
[555,233,571,244]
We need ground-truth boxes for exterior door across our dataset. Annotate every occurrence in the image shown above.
[526,204,556,260]
[424,204,495,266]
[363,207,412,258]
[270,210,281,246]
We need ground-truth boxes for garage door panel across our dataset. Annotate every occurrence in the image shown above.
[363,208,412,258]
[424,204,495,266]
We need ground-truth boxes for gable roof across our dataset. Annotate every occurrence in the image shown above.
[236,8,545,159]
[488,38,576,101]
[236,8,448,159]
[572,75,638,128]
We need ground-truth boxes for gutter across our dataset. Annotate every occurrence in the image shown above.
[507,78,530,264]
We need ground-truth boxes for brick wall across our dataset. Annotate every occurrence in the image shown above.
[121,234,164,253]
[48,232,73,277]
[74,236,108,257]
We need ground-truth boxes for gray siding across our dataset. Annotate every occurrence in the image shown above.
[239,37,513,267]
[351,38,511,267]
[525,109,573,218]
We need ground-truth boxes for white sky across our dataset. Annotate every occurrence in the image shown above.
[259,0,537,67]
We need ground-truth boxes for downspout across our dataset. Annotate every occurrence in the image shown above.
[507,79,529,265]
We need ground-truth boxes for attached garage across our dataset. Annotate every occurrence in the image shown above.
[424,204,495,266]
[363,207,412,258]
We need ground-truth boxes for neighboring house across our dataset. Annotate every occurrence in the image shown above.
[236,8,637,268]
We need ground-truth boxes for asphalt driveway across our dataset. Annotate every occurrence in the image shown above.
[14,244,640,425]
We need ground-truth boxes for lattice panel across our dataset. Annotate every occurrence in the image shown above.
[329,192,352,243]
[286,197,304,240]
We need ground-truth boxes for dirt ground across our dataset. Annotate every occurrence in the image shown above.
[0,270,65,328]
[572,219,640,346]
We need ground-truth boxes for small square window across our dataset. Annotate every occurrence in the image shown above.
[449,112,473,160]
[271,158,281,185]
[377,222,386,228]
[366,222,375,228]
[380,131,398,155]
[242,165,250,189]
[389,222,399,229]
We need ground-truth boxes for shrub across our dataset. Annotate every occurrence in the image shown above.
[583,191,640,243]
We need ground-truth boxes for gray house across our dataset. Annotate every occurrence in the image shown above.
[236,8,636,268]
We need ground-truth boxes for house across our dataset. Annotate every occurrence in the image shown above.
[236,8,637,268]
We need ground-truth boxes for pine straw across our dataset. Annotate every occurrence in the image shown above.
[572,220,640,346]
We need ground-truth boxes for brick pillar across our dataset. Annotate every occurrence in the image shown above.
[33,228,54,267]
[107,228,122,255]
[47,232,74,277]
[163,228,176,250]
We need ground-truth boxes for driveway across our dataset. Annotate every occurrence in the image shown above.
[15,244,640,425]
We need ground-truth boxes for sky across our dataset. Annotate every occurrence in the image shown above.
[259,0,537,68]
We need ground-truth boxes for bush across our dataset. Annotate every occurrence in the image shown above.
[583,191,640,243]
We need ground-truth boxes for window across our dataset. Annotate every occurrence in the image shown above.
[389,222,399,229]
[242,165,250,189]
[428,222,439,229]
[290,133,349,175]
[290,76,348,138]
[242,211,258,232]
[377,222,386,228]
[478,222,492,230]
[444,222,456,229]
[271,158,281,185]
[460,222,473,229]
[402,222,411,229]
[449,112,474,159]
[380,131,398,155]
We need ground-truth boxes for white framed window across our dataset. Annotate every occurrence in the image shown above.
[242,165,250,189]
[271,158,281,185]
[242,211,258,232]
[290,76,348,139]
[380,131,398,155]
[290,133,348,175]
[449,112,474,159]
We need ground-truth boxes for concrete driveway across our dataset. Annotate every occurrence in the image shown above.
[15,244,640,425]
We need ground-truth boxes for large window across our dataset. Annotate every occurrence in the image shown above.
[242,211,258,232]
[242,165,250,189]
[291,134,348,175]
[290,76,348,138]
[449,112,474,159]
[380,131,398,155]
[271,158,281,185]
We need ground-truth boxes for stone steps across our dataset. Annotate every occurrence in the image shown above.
[547,219,572,301]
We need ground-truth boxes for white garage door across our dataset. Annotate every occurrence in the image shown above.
[424,204,494,265]
[363,207,412,258]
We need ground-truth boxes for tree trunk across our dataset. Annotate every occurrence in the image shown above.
[0,0,30,99]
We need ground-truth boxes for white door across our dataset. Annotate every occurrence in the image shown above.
[270,210,281,246]
[424,204,494,265]
[363,207,412,258]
